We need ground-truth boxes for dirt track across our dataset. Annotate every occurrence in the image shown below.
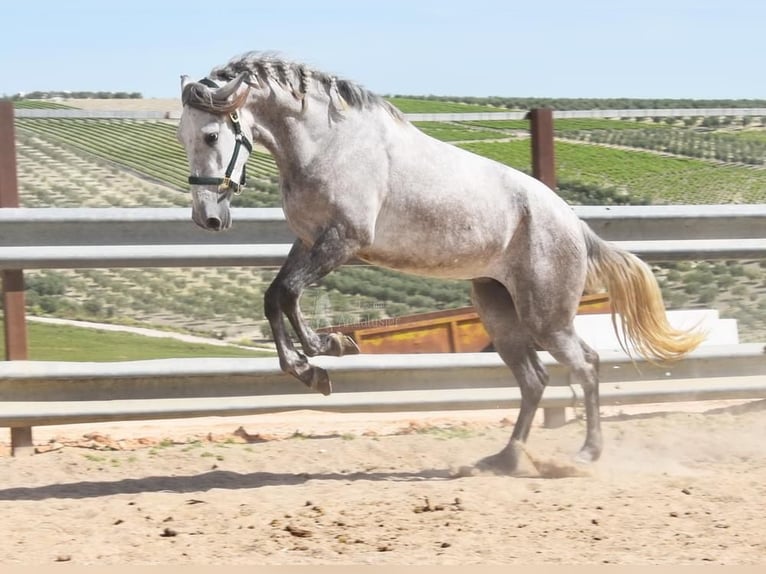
[1,401,765,565]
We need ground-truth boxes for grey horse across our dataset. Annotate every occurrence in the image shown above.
[177,52,705,474]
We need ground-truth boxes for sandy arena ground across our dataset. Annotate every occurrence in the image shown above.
[1,400,765,565]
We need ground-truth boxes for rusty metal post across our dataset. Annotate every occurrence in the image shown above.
[0,101,33,454]
[527,108,557,190]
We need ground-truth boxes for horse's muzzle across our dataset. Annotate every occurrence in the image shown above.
[192,210,232,231]
[204,216,224,231]
[191,191,232,231]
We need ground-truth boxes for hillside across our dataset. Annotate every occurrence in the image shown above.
[10,99,766,344]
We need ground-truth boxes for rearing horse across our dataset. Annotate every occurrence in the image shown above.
[176,52,705,474]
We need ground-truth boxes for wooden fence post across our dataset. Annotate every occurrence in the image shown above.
[527,108,557,191]
[0,101,32,454]
[527,108,566,427]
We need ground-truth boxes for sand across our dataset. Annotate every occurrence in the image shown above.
[1,400,765,565]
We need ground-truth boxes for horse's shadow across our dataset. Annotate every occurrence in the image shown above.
[0,468,455,501]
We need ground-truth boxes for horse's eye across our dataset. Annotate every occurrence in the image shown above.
[204,132,219,145]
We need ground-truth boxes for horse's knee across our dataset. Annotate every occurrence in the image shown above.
[264,284,281,320]
[265,280,299,318]
[520,379,545,404]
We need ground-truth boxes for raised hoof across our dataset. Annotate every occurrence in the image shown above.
[305,365,332,396]
[329,332,361,356]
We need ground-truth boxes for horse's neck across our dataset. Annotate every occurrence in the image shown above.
[256,103,390,177]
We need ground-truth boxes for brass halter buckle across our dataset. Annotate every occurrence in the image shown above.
[218,177,233,192]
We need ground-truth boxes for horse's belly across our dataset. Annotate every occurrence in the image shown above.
[358,235,504,280]
[360,204,512,278]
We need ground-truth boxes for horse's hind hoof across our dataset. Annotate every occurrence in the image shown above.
[575,445,601,464]
[475,448,519,476]
[474,441,537,477]
[329,332,360,356]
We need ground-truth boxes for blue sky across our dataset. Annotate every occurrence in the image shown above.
[1,0,763,99]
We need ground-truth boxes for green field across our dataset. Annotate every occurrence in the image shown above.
[15,118,282,206]
[9,99,74,109]
[0,322,273,361]
[16,118,193,190]
[735,131,766,143]
[557,126,766,166]
[461,118,677,132]
[390,95,766,112]
[25,116,764,207]
[552,118,674,130]
[459,139,766,204]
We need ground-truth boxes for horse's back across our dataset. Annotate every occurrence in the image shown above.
[392,124,584,244]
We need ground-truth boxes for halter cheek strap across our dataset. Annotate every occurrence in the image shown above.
[187,78,253,195]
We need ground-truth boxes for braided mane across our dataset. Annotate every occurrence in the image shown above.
[190,51,403,119]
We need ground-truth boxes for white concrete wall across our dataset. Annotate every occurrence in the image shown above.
[574,309,738,355]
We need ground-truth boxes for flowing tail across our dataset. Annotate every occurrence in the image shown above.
[582,223,706,361]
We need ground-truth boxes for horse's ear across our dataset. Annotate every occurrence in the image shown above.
[212,72,248,103]
[180,75,193,92]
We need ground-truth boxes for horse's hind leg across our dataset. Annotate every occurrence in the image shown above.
[538,328,602,462]
[471,278,550,474]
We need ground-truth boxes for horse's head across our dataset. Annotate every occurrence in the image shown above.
[177,73,253,231]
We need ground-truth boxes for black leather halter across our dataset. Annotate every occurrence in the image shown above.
[187,78,253,195]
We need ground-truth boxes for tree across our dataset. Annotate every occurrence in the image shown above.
[698,285,718,304]
[83,298,104,316]
[701,116,720,128]
[25,273,66,296]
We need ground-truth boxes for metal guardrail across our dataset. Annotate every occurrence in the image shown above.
[1,345,764,427]
[0,205,763,453]
[0,205,764,269]
[0,205,764,450]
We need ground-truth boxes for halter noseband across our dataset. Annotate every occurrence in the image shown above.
[187,78,253,196]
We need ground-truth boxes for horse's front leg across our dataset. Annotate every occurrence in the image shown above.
[264,231,360,395]
[285,297,361,359]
